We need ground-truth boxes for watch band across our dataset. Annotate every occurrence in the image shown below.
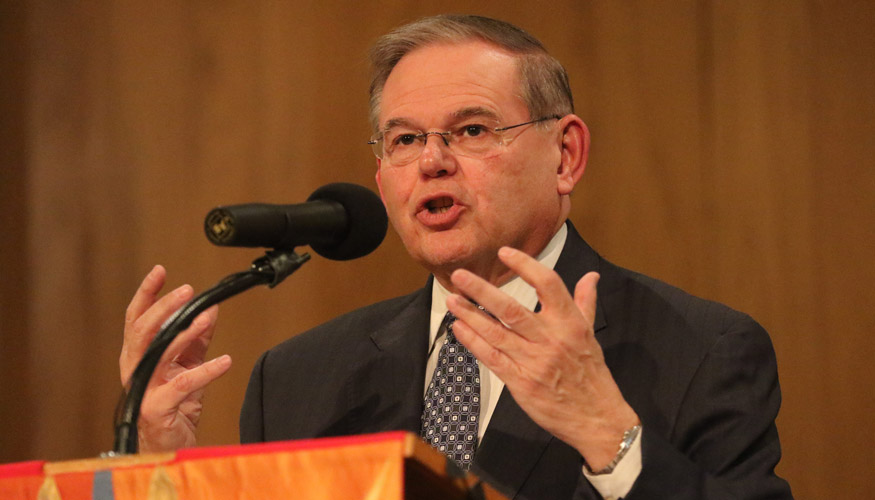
[584,424,642,475]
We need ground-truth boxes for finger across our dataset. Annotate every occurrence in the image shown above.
[160,306,220,369]
[150,354,232,411]
[497,246,576,314]
[185,305,220,351]
[125,265,167,326]
[121,283,194,385]
[122,266,167,386]
[449,315,518,382]
[447,293,530,354]
[447,292,503,338]
[449,268,541,339]
[573,272,600,322]
[124,283,194,348]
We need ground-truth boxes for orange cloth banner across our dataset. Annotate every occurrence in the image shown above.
[0,432,419,500]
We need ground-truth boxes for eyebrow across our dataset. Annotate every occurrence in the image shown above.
[381,107,502,132]
[382,117,416,131]
[451,107,501,123]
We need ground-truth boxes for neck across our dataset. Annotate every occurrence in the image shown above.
[431,217,567,294]
[432,263,515,295]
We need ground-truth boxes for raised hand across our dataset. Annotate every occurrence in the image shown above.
[446,246,639,470]
[120,265,231,452]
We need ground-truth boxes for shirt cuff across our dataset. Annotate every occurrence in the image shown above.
[581,426,643,500]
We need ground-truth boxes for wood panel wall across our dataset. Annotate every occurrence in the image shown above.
[1,2,872,498]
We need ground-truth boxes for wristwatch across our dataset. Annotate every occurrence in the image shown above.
[584,424,642,475]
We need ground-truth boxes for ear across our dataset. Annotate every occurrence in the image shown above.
[375,161,387,204]
[556,114,590,196]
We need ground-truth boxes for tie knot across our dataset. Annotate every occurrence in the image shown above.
[441,311,457,338]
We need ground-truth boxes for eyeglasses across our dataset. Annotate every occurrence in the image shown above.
[368,115,561,166]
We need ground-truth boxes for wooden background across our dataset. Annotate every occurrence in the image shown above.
[1,2,873,498]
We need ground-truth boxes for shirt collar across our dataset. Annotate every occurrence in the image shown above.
[429,222,568,344]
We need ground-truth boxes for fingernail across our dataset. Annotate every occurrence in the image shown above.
[498,246,515,258]
[216,355,231,368]
[446,293,461,308]
[176,285,193,298]
[147,265,162,280]
[451,270,470,286]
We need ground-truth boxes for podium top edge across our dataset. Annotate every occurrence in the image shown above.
[32,431,414,475]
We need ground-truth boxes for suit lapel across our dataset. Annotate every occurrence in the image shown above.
[362,278,432,433]
[554,221,607,333]
[471,222,607,498]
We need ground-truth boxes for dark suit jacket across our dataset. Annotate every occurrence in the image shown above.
[240,222,792,499]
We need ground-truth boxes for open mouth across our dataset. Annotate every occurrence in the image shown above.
[426,196,454,214]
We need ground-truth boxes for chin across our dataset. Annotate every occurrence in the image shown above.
[418,248,470,271]
[400,226,497,273]
[408,239,475,273]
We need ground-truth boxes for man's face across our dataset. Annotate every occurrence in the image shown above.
[375,40,571,287]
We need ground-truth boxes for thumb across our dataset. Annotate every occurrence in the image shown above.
[573,272,600,321]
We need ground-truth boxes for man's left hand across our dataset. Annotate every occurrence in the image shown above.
[447,246,639,471]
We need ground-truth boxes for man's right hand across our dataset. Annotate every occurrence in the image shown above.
[120,265,232,452]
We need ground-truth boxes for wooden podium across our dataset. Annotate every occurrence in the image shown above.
[0,432,507,500]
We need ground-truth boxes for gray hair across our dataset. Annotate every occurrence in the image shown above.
[368,15,574,132]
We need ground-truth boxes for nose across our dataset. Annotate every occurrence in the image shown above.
[418,132,457,178]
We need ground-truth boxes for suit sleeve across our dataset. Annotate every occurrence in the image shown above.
[239,351,268,444]
[623,316,792,499]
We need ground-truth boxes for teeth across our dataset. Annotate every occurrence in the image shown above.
[426,197,454,214]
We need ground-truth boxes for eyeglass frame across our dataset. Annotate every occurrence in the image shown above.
[367,114,562,164]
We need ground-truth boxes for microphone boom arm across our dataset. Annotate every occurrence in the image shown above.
[112,249,310,454]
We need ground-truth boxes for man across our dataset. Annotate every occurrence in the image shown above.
[121,15,792,499]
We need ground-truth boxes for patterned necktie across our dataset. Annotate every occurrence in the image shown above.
[421,311,481,471]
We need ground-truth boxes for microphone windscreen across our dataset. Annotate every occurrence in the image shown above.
[306,183,388,260]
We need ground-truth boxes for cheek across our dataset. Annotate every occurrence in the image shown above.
[479,158,556,217]
[480,159,540,200]
[376,171,412,221]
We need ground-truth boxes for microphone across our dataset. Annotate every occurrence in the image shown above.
[204,183,388,260]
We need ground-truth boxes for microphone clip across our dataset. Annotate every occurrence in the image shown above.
[252,249,312,288]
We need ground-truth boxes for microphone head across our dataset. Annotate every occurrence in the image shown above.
[306,183,388,260]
